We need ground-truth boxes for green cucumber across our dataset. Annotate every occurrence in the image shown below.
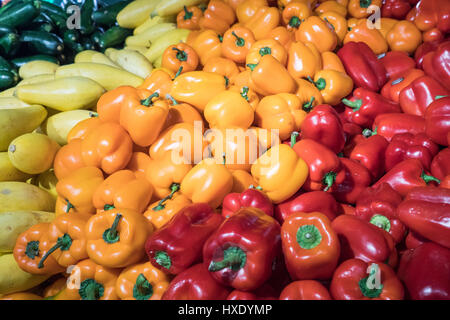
[97,26,132,51]
[19,31,64,55]
[0,32,19,57]
[92,1,131,27]
[79,0,95,35]
[0,1,41,29]
[0,70,19,90]
[10,54,59,69]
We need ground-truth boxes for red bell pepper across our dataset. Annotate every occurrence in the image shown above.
[299,104,346,154]
[422,41,450,91]
[405,230,429,250]
[331,215,391,263]
[355,183,406,244]
[370,113,426,142]
[373,159,441,197]
[381,0,412,20]
[398,76,448,116]
[330,259,404,300]
[221,188,273,219]
[226,284,277,300]
[378,51,415,80]
[425,95,450,146]
[342,88,400,129]
[414,40,442,70]
[349,134,389,181]
[292,139,345,193]
[384,132,439,171]
[275,191,339,223]
[161,263,231,300]
[331,158,372,205]
[397,242,450,300]
[381,69,425,103]
[431,147,450,180]
[337,42,387,92]
[397,186,450,249]
[145,203,223,274]
[407,0,450,33]
[339,203,356,216]
[441,175,450,189]
[203,207,281,291]
[279,280,332,300]
[281,212,340,280]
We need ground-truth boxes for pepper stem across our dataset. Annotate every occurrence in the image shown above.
[208,246,247,272]
[166,93,179,105]
[152,183,180,211]
[302,96,315,112]
[358,264,383,298]
[231,31,245,47]
[183,6,193,20]
[65,199,74,213]
[103,204,115,211]
[174,66,183,79]
[322,172,337,192]
[102,214,122,244]
[296,225,322,249]
[154,251,171,270]
[38,234,72,269]
[25,241,40,259]
[246,63,257,71]
[362,127,377,137]
[133,273,153,300]
[360,0,372,8]
[290,131,299,148]
[288,16,301,28]
[307,76,326,90]
[241,86,249,101]
[342,98,363,111]
[370,215,391,232]
[435,95,447,100]
[79,279,104,300]
[172,47,187,62]
[141,92,159,107]
[421,172,441,184]
[259,47,271,56]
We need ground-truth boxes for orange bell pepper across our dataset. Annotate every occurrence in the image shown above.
[225,0,246,10]
[66,116,103,143]
[386,21,422,54]
[180,158,234,209]
[248,126,281,153]
[294,78,324,112]
[116,261,171,300]
[296,16,338,53]
[125,151,151,180]
[255,93,307,141]
[282,1,312,30]
[138,68,175,98]
[170,71,227,112]
[199,0,236,34]
[230,169,258,193]
[344,20,388,55]
[13,223,64,275]
[381,68,425,103]
[236,0,268,23]
[37,214,89,269]
[162,97,203,130]
[177,6,203,30]
[80,122,133,174]
[96,87,136,124]
[161,43,199,75]
[53,138,85,180]
[43,278,66,298]
[379,17,399,38]
[92,170,153,213]
[202,57,240,86]
[348,0,382,18]
[55,259,120,300]
[85,208,153,268]
[146,151,192,200]
[55,166,104,216]
[251,143,309,203]
[321,51,346,73]
[191,29,223,66]
[204,90,254,130]
[310,69,354,106]
[247,54,297,96]
[267,26,295,51]
[244,6,280,40]
[229,85,260,110]
[221,26,256,64]
[315,0,347,16]
[231,69,252,88]
[287,40,322,80]
[246,38,288,67]
[1,293,43,300]
[144,193,192,229]
[319,11,348,44]
[119,90,169,147]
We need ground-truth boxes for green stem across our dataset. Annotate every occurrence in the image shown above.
[370,215,391,232]
[232,31,245,47]
[241,86,249,101]
[174,66,183,79]
[391,77,404,85]
[259,47,271,56]
[133,274,153,300]
[166,93,179,105]
[322,172,336,192]
[102,214,122,244]
[154,251,171,270]
[360,0,372,8]
[208,246,247,272]
[79,279,104,300]
[224,76,229,88]
[38,234,72,269]
[435,95,448,100]
[296,225,322,249]
[218,34,223,43]
[289,16,301,28]
[307,76,326,90]
[246,63,257,71]
[152,183,180,211]
[342,98,363,111]
[362,127,377,137]
[358,263,383,298]
[302,96,315,112]
[141,92,159,107]
[172,47,187,62]
[183,6,193,20]
[25,241,40,259]
[290,131,299,148]
[65,199,74,213]
[421,172,441,184]
[103,204,115,211]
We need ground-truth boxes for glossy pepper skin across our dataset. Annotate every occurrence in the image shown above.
[281,212,340,280]
[282,1,311,30]
[203,207,281,291]
[381,68,425,103]
[332,158,372,204]
[246,38,287,67]
[146,203,222,275]
[386,20,422,55]
[348,0,383,18]
[222,188,273,218]
[296,16,337,53]
[176,5,203,30]
[382,0,411,20]
[300,104,346,153]
[310,69,353,106]
[399,76,448,116]
[355,183,406,244]
[203,57,240,84]
[422,41,450,91]
[162,263,231,300]
[407,0,450,34]
[97,86,135,124]
[378,51,416,80]
[279,280,332,300]
[330,259,404,300]
[221,26,255,64]
[244,5,280,40]
[53,139,85,180]
[431,148,450,180]
[293,139,346,192]
[227,284,277,300]
[397,187,450,249]
[350,134,389,181]
[343,88,401,128]
[144,194,192,230]
[190,29,223,66]
[337,42,387,92]
[287,40,322,80]
[384,132,439,171]
[397,242,450,300]
[162,43,199,75]
[55,166,104,216]
[332,215,391,263]
[85,208,153,268]
[425,96,450,146]
[199,0,236,34]
[344,20,388,55]
[373,159,441,197]
[371,113,425,142]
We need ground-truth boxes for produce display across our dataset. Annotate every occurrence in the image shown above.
[0,0,449,301]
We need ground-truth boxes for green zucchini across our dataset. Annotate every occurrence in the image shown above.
[90,28,105,46]
[10,54,60,69]
[0,55,13,71]
[19,31,64,55]
[0,70,19,90]
[0,33,19,57]
[40,1,67,19]
[97,26,132,51]
[0,0,41,29]
[63,30,83,53]
[81,37,95,51]
[0,0,23,17]
[79,0,95,35]
[92,1,131,27]
[0,25,16,37]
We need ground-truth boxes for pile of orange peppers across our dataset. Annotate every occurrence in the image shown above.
[4,0,450,301]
